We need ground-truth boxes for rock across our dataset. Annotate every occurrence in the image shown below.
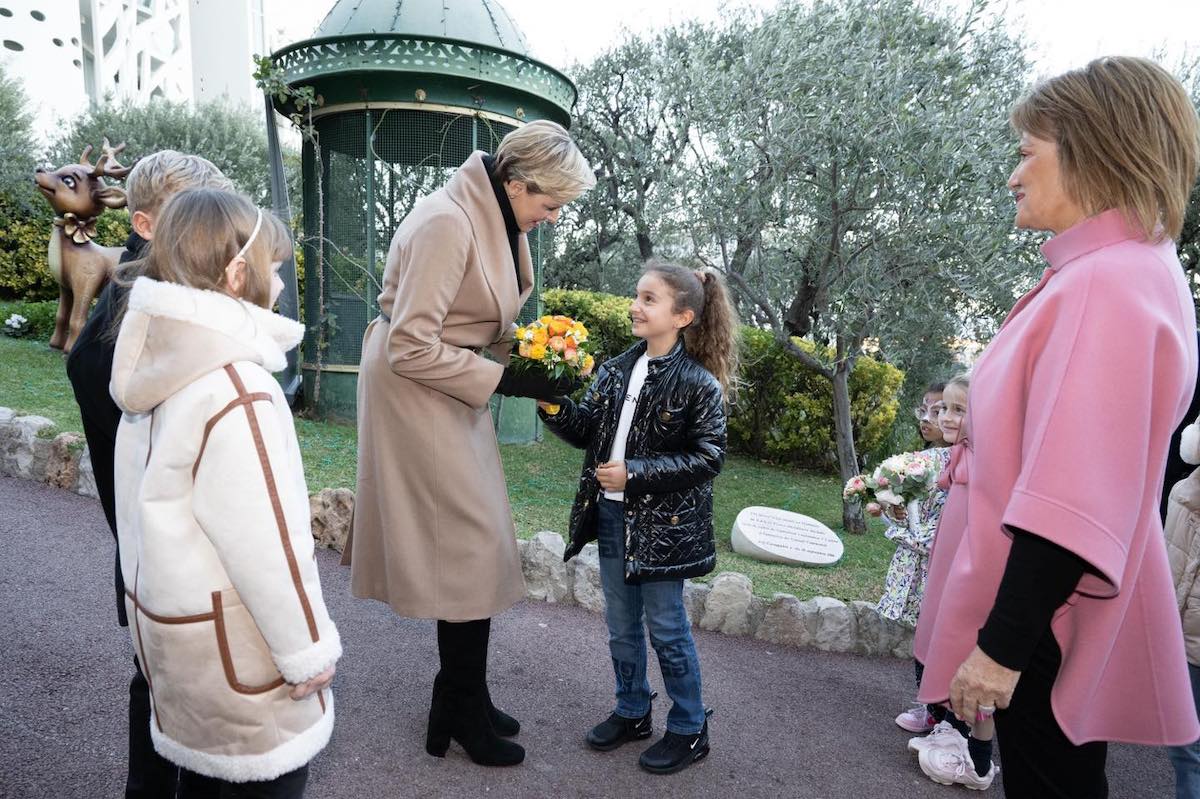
[522,531,571,604]
[699,572,754,635]
[748,595,768,635]
[75,448,99,499]
[0,407,14,424]
[682,581,710,627]
[851,600,910,656]
[45,432,86,490]
[570,543,604,613]
[0,415,55,480]
[891,626,915,659]
[731,506,844,566]
[754,593,816,648]
[309,488,355,552]
[811,596,857,653]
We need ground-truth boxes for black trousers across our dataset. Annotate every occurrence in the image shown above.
[995,629,1108,798]
[127,657,180,799]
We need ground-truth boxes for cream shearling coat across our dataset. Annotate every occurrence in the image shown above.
[111,277,341,782]
[1167,419,1200,666]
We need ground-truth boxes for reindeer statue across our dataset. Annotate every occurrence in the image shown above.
[34,139,132,352]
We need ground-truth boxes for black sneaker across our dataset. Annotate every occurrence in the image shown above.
[585,710,653,751]
[638,721,709,774]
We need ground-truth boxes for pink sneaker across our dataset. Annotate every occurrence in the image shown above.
[918,745,998,790]
[895,704,936,733]
[908,720,968,754]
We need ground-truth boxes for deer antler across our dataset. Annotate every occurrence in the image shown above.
[92,138,131,179]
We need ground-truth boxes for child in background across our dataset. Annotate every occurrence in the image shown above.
[109,188,340,796]
[539,261,738,775]
[910,374,999,791]
[878,384,953,734]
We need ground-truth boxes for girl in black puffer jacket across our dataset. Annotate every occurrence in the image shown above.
[539,260,739,775]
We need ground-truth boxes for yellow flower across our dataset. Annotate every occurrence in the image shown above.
[515,326,528,341]
[529,343,547,360]
[581,354,595,376]
[539,315,553,326]
[532,328,549,346]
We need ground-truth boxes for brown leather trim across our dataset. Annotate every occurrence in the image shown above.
[317,689,326,714]
[212,591,287,695]
[193,393,274,479]
[222,365,319,642]
[124,590,216,624]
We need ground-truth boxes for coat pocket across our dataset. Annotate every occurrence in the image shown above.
[212,590,287,695]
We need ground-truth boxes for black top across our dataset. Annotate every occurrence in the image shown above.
[64,231,146,627]
[977,529,1088,671]
[481,153,524,292]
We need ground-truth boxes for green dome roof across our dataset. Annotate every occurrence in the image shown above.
[314,0,531,55]
[271,0,576,124]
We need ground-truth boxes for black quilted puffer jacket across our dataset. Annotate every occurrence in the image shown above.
[539,339,726,583]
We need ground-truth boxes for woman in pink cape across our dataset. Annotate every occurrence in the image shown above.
[913,57,1200,797]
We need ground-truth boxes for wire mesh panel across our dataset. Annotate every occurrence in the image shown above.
[302,107,545,424]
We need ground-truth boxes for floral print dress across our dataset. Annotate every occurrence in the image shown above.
[876,446,951,628]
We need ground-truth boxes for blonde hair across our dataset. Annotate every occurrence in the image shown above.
[1011,56,1200,241]
[643,260,741,403]
[492,120,596,203]
[125,150,234,216]
[109,189,292,338]
[944,372,970,396]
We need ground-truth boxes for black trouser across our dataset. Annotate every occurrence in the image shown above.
[126,656,180,798]
[995,629,1108,798]
[177,765,309,798]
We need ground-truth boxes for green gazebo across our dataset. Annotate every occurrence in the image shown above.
[269,0,577,441]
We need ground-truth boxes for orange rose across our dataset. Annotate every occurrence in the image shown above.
[549,316,572,337]
[518,341,532,358]
[549,336,566,353]
[564,348,578,363]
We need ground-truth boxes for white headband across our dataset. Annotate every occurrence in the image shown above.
[234,208,264,261]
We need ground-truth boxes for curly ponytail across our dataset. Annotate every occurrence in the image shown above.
[643,260,741,403]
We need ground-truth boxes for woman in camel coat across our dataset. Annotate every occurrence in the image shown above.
[345,120,594,767]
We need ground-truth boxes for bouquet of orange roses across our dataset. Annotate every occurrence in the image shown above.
[511,315,597,413]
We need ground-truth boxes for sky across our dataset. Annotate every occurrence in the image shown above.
[261,0,1200,77]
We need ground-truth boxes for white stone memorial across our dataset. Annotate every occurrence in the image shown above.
[731,506,844,566]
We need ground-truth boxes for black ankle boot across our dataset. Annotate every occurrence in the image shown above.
[586,710,653,751]
[430,687,525,766]
[638,721,709,774]
[432,670,520,738]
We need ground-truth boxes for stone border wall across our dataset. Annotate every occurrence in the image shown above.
[0,408,913,659]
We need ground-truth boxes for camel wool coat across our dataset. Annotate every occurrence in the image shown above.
[344,151,533,621]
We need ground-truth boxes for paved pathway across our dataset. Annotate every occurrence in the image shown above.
[0,477,1174,798]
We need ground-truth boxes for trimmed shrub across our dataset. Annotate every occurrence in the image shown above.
[0,191,131,301]
[543,288,636,364]
[0,299,58,339]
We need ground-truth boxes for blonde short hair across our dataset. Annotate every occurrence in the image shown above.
[493,120,595,203]
[125,150,234,216]
[1011,56,1200,241]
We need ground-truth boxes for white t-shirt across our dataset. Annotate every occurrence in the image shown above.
[603,354,650,502]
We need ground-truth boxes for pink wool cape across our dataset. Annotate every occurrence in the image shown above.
[914,209,1200,746]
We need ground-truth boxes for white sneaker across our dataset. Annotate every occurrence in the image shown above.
[895,704,936,733]
[908,720,968,754]
[918,745,998,790]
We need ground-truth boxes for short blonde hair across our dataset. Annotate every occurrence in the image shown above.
[1011,56,1200,241]
[125,150,234,216]
[493,120,595,203]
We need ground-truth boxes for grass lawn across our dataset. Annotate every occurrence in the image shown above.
[0,335,895,603]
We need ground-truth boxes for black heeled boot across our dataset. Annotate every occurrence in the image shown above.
[479,618,520,737]
[426,619,524,767]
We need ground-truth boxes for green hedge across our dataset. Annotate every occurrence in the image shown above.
[0,191,131,301]
[0,299,58,339]
[543,288,903,473]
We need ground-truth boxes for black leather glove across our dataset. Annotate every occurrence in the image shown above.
[495,367,582,400]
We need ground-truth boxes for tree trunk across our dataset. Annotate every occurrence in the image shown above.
[831,360,866,534]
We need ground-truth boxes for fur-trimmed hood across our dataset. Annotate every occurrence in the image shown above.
[110,277,304,414]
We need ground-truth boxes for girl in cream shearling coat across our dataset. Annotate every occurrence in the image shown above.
[110,189,340,790]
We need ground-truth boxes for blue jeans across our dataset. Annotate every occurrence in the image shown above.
[1169,663,1200,799]
[596,498,705,734]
